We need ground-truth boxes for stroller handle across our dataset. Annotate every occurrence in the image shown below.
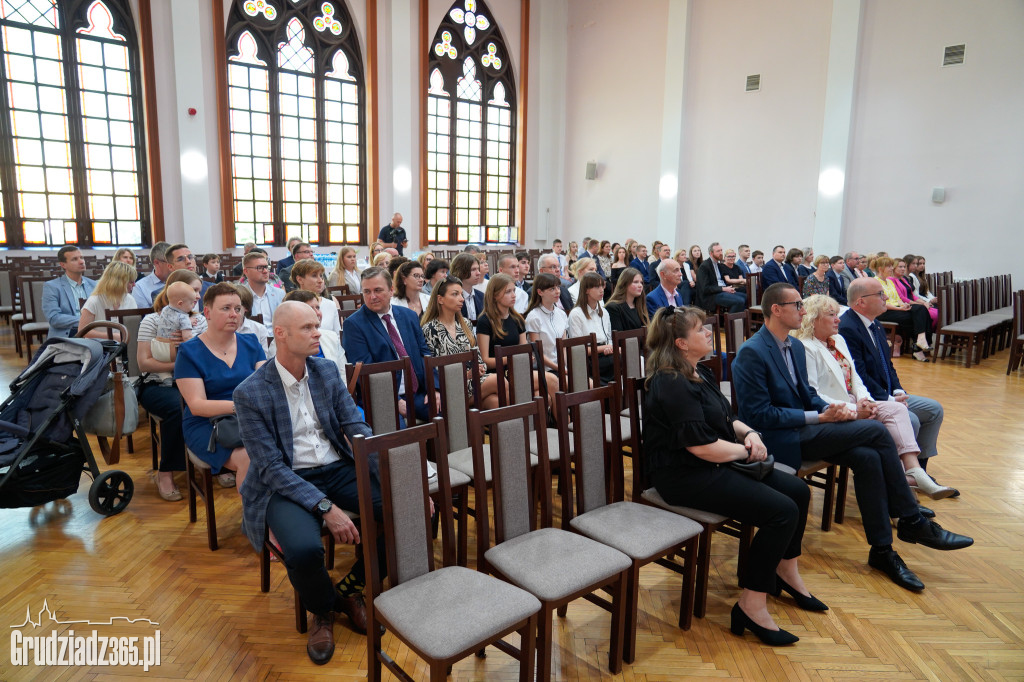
[77,321,130,344]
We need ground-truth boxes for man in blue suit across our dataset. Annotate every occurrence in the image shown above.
[646,258,685,317]
[629,243,650,283]
[732,283,972,592]
[42,246,96,339]
[235,301,380,663]
[826,256,848,305]
[759,245,800,290]
[342,267,435,422]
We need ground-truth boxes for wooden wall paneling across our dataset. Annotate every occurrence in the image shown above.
[137,0,165,245]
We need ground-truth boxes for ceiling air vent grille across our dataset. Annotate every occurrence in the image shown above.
[943,44,965,67]
[745,74,761,92]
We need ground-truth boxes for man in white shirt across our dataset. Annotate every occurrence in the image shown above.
[496,254,529,313]
[241,252,284,330]
[552,239,570,283]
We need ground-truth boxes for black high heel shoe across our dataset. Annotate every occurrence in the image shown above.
[730,603,799,646]
[771,576,829,611]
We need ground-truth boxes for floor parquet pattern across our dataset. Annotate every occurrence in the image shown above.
[1,322,1023,680]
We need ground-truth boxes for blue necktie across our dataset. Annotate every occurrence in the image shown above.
[872,322,892,395]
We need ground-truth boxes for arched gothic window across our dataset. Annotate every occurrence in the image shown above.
[427,0,515,244]
[226,0,366,247]
[0,0,149,248]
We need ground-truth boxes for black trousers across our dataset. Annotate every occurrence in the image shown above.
[798,420,918,546]
[878,305,932,343]
[136,381,185,472]
[266,459,385,618]
[654,464,809,594]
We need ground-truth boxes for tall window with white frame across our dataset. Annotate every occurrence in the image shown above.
[226,0,366,248]
[0,0,150,248]
[427,0,515,245]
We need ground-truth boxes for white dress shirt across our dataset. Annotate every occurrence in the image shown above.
[567,302,612,345]
[275,360,342,470]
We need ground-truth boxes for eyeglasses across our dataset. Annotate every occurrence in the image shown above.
[776,300,805,311]
[246,264,270,272]
[857,292,887,302]
[173,254,195,263]
[410,273,425,279]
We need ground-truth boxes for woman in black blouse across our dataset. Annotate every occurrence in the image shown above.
[604,267,649,332]
[644,306,823,646]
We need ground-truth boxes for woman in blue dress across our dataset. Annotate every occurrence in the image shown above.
[175,283,266,493]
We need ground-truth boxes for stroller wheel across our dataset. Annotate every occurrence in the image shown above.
[89,471,134,516]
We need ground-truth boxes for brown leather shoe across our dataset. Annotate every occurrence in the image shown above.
[335,593,368,635]
[306,612,335,665]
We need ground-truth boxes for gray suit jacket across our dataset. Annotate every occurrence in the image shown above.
[42,276,96,338]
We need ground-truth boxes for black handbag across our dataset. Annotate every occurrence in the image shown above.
[729,455,775,481]
[208,415,243,452]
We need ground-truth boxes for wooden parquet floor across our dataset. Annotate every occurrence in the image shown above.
[1,321,1023,681]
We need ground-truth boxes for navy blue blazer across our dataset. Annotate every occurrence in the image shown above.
[629,257,650,281]
[826,269,848,305]
[760,260,799,290]
[731,326,829,468]
[459,289,485,324]
[646,285,684,319]
[646,258,662,286]
[837,309,903,400]
[341,303,432,398]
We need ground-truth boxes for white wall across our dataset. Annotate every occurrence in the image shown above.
[844,0,1024,284]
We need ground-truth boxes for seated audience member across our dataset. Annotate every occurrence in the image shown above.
[273,289,347,373]
[201,254,224,283]
[342,267,433,422]
[566,240,579,274]
[132,241,171,308]
[462,244,481,254]
[871,257,932,360]
[647,258,685,316]
[232,242,256,277]
[840,251,866,286]
[386,256,409,280]
[77,260,136,339]
[629,243,651,283]
[392,260,431,318]
[567,257,598,305]
[42,245,96,339]
[369,241,385,261]
[477,273,560,398]
[736,244,753,275]
[112,247,137,276]
[644,306,818,646]
[732,283,972,593]
[552,238,571,283]
[241,250,285,331]
[371,251,391,270]
[748,249,765,274]
[234,284,270,350]
[524,273,569,374]
[567,272,615,385]
[688,244,704,270]
[384,248,400,258]
[796,295,957,499]
[150,281,200,356]
[721,248,748,294]
[839,278,955,487]
[422,257,448,296]
[290,259,341,333]
[274,237,302,275]
[797,247,814,278]
[596,240,613,279]
[826,256,848,305]
[417,251,435,269]
[786,248,805,279]
[674,249,697,302]
[914,256,936,302]
[279,242,316,293]
[577,239,606,278]
[449,252,485,325]
[647,243,672,291]
[327,246,362,292]
[495,253,529,313]
[234,302,381,662]
[515,251,532,294]
[892,259,937,328]
[862,253,876,278]
[238,248,286,290]
[801,255,831,299]
[148,270,206,363]
[696,242,745,313]
[536,253,574,311]
[605,267,649,332]
[608,245,630,289]
[421,275,500,408]
[175,282,267,492]
[760,245,799,290]
[164,244,212,298]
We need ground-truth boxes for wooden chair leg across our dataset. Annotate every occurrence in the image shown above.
[821,465,837,532]
[186,456,198,523]
[678,535,698,631]
[622,563,641,664]
[835,466,849,524]
[295,590,307,633]
[693,528,712,618]
[536,604,554,682]
[607,574,626,674]
[201,469,218,551]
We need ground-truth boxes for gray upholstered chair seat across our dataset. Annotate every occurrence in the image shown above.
[447,445,538,482]
[943,320,990,333]
[21,321,49,333]
[569,501,702,560]
[485,527,631,601]
[429,467,471,494]
[567,414,631,442]
[374,565,540,660]
[641,488,729,525]
[528,428,571,461]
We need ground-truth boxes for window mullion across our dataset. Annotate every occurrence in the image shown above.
[268,68,285,246]
[60,10,93,248]
[0,24,23,248]
[446,94,457,244]
[315,71,326,243]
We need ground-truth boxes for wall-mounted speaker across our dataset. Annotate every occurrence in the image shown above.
[932,187,946,204]
[585,162,597,180]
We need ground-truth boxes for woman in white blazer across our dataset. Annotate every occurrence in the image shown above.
[795,295,956,500]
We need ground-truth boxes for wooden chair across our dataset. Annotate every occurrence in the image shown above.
[102,308,153,463]
[494,341,562,463]
[17,277,50,361]
[346,357,412,429]
[469,398,631,680]
[745,272,763,333]
[723,311,749,409]
[181,396,230,551]
[931,284,986,367]
[326,284,350,298]
[0,268,16,324]
[334,293,363,311]
[353,420,540,682]
[1006,289,1024,375]
[555,385,702,663]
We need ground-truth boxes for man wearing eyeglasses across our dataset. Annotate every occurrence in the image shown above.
[132,241,172,308]
[732,282,972,594]
[242,251,284,330]
[165,244,213,303]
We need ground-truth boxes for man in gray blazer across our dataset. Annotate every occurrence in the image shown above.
[234,302,380,664]
[840,251,866,288]
[42,245,96,339]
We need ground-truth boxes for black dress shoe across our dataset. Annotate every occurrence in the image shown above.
[897,518,974,550]
[306,612,336,665]
[868,549,924,591]
[771,576,829,611]
[729,603,799,645]
[918,505,935,518]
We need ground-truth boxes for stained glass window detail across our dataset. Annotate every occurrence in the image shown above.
[226,0,365,246]
[0,0,149,247]
[427,0,515,244]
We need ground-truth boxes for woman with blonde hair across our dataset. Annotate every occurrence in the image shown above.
[327,245,361,292]
[371,251,391,269]
[674,248,697,302]
[78,260,137,339]
[290,259,341,333]
[112,247,136,268]
[567,257,597,304]
[795,295,956,499]
[874,256,931,359]
[417,251,435,269]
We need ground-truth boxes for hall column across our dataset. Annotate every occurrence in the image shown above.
[657,0,691,250]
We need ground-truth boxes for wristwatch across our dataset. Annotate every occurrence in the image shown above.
[315,497,332,517]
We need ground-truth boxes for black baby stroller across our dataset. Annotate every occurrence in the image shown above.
[0,323,134,516]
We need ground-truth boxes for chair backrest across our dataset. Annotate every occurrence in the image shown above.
[352,419,455,591]
[936,285,953,327]
[0,268,13,307]
[611,327,646,385]
[424,351,480,451]
[622,376,647,501]
[346,357,412,432]
[335,293,363,311]
[747,272,762,307]
[19,277,48,322]
[724,311,748,356]
[494,340,547,411]
[29,279,48,324]
[555,385,619,521]
[469,398,550,566]
[106,307,153,378]
[556,333,598,393]
[327,284,350,298]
